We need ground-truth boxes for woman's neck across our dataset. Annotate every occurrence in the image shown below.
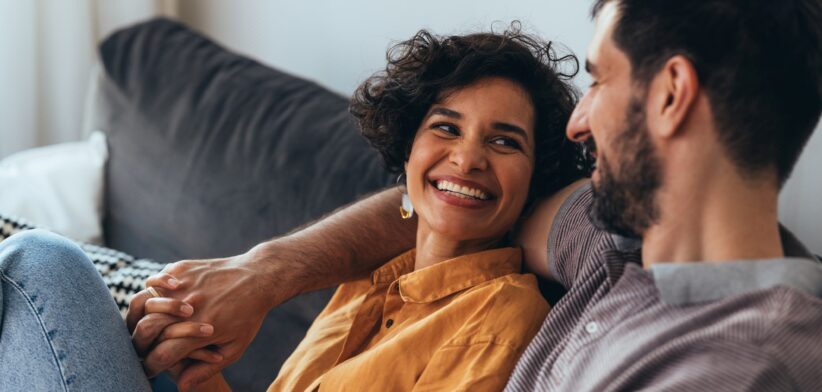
[414,224,503,271]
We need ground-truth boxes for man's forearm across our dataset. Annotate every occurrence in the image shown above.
[249,187,416,308]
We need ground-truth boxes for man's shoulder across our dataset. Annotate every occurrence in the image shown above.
[677,286,822,389]
[759,286,822,363]
[613,291,822,390]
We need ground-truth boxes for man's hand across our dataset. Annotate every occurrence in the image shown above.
[127,284,224,379]
[127,244,296,391]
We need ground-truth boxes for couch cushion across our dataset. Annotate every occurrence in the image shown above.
[94,18,392,390]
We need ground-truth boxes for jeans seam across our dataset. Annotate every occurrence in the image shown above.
[0,271,70,392]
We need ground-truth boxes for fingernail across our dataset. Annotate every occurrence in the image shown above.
[181,304,194,315]
[168,278,180,288]
[200,325,214,335]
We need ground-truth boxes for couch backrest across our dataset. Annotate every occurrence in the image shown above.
[92,19,393,389]
[94,18,392,262]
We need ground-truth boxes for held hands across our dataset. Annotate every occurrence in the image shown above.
[128,284,222,377]
[127,247,292,391]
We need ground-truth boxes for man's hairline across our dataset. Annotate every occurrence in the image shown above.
[590,0,617,20]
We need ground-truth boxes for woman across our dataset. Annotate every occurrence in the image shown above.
[135,26,583,391]
[263,27,584,391]
[0,26,583,392]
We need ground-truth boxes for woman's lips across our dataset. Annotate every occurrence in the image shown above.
[428,180,495,209]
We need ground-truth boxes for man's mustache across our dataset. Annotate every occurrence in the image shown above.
[579,138,598,171]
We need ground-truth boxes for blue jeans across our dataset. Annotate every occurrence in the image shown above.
[0,230,152,391]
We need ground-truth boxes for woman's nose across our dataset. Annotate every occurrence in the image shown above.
[566,91,592,143]
[449,141,488,174]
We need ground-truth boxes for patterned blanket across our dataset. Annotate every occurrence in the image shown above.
[0,214,164,318]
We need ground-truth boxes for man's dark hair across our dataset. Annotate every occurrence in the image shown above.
[350,24,592,208]
[592,0,822,186]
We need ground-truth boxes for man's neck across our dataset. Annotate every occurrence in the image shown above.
[642,165,783,268]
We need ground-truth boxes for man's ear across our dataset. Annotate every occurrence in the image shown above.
[646,55,700,140]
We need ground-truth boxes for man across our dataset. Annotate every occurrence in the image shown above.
[129,0,822,390]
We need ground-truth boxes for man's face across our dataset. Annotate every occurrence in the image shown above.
[566,1,662,237]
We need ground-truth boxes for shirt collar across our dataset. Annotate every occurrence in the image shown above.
[371,249,416,285]
[650,226,822,306]
[371,247,522,304]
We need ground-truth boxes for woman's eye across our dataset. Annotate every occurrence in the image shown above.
[491,137,521,150]
[433,123,459,136]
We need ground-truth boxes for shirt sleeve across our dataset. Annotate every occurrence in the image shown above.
[547,184,608,289]
[412,340,523,392]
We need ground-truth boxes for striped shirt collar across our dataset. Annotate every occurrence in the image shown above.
[649,227,822,306]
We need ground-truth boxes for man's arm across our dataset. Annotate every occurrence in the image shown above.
[515,179,590,280]
[251,186,417,299]
[128,187,415,391]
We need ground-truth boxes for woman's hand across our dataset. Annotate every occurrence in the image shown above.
[127,275,223,378]
[126,253,281,390]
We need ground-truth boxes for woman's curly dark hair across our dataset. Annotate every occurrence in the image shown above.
[350,23,593,211]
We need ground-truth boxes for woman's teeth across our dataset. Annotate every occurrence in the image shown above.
[435,180,490,200]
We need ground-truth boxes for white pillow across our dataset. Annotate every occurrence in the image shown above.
[0,131,108,244]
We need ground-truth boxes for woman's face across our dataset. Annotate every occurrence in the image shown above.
[406,77,536,243]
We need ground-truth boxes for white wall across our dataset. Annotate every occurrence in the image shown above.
[781,125,822,254]
[177,0,821,255]
[177,0,594,95]
[0,0,178,159]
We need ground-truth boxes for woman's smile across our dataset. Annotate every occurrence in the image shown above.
[427,175,496,209]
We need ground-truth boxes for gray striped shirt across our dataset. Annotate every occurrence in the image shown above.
[505,185,822,391]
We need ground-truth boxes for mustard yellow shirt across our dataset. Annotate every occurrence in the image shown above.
[269,247,549,392]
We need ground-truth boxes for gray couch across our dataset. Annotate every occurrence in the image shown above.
[90,18,393,390]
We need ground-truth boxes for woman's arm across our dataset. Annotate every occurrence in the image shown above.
[129,187,416,391]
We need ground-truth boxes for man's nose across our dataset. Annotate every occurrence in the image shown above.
[566,90,592,143]
[450,140,488,174]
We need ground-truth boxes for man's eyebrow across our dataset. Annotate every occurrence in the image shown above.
[430,107,462,119]
[585,59,598,75]
[492,122,530,142]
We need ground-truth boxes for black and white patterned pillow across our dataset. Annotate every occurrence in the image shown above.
[0,213,164,318]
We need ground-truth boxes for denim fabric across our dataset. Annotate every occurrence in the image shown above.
[0,230,151,391]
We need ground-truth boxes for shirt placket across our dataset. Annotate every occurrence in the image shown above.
[364,280,405,350]
[333,283,389,365]
[546,270,650,388]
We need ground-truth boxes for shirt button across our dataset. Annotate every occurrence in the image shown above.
[385,319,394,328]
[585,321,599,334]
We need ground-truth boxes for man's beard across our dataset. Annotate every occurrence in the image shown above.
[588,96,662,238]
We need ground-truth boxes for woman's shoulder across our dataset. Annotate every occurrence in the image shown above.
[446,273,549,348]
[478,272,548,313]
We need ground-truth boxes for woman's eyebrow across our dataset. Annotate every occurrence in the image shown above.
[493,122,529,142]
[430,107,462,119]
